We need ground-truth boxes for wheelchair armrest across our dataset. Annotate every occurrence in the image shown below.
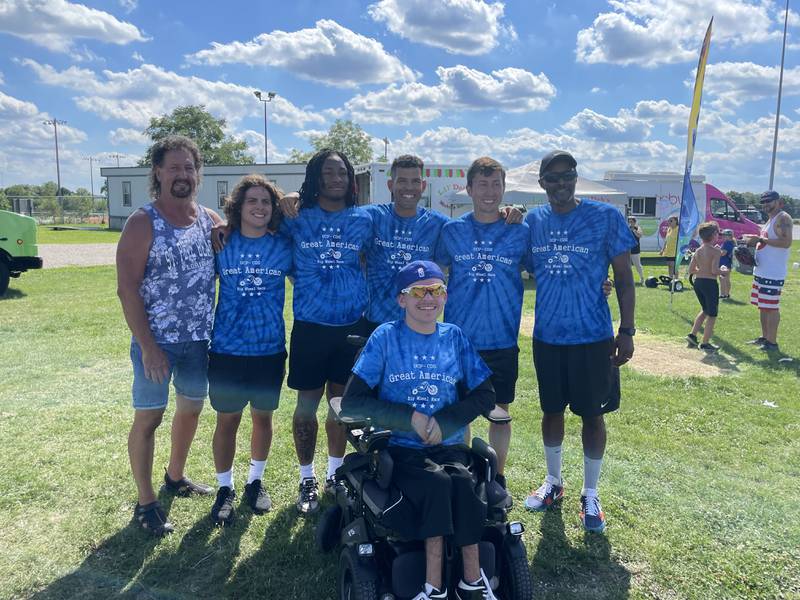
[471,437,499,482]
[357,429,391,454]
[485,406,512,424]
[329,396,373,429]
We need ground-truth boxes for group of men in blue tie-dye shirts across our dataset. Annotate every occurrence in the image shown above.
[118,136,636,597]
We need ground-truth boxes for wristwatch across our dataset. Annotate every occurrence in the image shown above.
[618,327,636,337]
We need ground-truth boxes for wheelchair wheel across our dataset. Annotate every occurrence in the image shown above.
[499,545,534,600]
[338,546,378,600]
[316,505,342,553]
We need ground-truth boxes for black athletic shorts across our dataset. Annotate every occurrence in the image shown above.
[208,350,286,413]
[478,346,519,406]
[693,277,719,317]
[380,445,486,548]
[287,319,368,390]
[532,338,620,417]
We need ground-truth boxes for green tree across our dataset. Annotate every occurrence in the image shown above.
[138,105,254,166]
[288,120,373,164]
[65,188,94,217]
[0,189,9,211]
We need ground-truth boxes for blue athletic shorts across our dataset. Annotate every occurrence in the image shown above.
[130,338,209,410]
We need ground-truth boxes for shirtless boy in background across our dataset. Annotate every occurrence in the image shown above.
[686,222,723,352]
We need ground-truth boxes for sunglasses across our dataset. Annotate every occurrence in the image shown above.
[541,170,578,184]
[402,283,448,298]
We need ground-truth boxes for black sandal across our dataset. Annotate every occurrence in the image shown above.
[134,501,174,537]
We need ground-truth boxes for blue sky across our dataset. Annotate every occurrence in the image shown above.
[1,0,799,195]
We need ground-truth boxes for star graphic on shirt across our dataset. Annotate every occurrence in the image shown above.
[413,355,419,360]
[429,355,435,360]
[412,402,417,408]
[336,228,341,233]
[240,253,245,258]
[255,253,260,258]
[421,354,427,360]
[322,226,327,232]
[247,253,253,258]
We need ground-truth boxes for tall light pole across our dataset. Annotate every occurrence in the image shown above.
[769,0,790,189]
[382,137,389,162]
[43,118,66,222]
[82,156,97,198]
[254,90,276,164]
[109,153,122,167]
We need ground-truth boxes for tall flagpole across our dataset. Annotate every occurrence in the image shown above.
[671,18,712,307]
[769,0,789,189]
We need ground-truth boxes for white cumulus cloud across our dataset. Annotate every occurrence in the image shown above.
[344,65,556,124]
[186,19,416,87]
[368,0,516,55]
[21,59,325,130]
[0,0,148,53]
[0,90,88,189]
[699,61,800,111]
[577,0,777,67]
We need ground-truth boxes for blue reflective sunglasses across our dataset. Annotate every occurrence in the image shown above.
[541,170,578,184]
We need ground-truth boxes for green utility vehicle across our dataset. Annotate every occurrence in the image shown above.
[0,210,43,295]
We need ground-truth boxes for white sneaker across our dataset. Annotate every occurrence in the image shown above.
[455,569,498,600]
[523,475,564,512]
[412,583,447,600]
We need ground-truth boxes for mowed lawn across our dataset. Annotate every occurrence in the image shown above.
[1,251,799,600]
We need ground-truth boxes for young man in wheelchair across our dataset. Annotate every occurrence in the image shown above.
[342,260,499,600]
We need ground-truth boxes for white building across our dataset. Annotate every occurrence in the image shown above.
[101,163,308,230]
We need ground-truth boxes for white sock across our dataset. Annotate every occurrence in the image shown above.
[327,455,344,479]
[247,459,266,484]
[544,445,563,483]
[583,455,603,493]
[216,468,233,489]
[299,463,315,481]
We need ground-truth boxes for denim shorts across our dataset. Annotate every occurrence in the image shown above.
[130,338,209,410]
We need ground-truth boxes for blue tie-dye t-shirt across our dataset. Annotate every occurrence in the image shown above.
[281,204,372,326]
[363,204,449,324]
[352,320,491,449]
[525,200,636,345]
[211,229,292,356]
[436,213,530,351]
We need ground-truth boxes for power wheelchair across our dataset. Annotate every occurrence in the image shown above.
[317,395,534,600]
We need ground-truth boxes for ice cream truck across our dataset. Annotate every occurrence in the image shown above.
[603,171,761,251]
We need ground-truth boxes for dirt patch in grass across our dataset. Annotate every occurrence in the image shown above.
[519,315,735,378]
[629,337,738,377]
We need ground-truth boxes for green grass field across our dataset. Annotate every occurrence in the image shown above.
[1,253,799,599]
[36,226,121,245]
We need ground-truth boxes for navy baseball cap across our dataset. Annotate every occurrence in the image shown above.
[539,150,577,176]
[395,260,445,295]
[760,190,780,203]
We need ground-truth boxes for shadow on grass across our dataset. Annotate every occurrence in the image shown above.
[225,505,333,598]
[0,288,27,300]
[673,312,799,374]
[29,491,177,599]
[530,509,631,599]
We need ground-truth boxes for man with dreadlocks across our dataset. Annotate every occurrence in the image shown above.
[281,149,373,514]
